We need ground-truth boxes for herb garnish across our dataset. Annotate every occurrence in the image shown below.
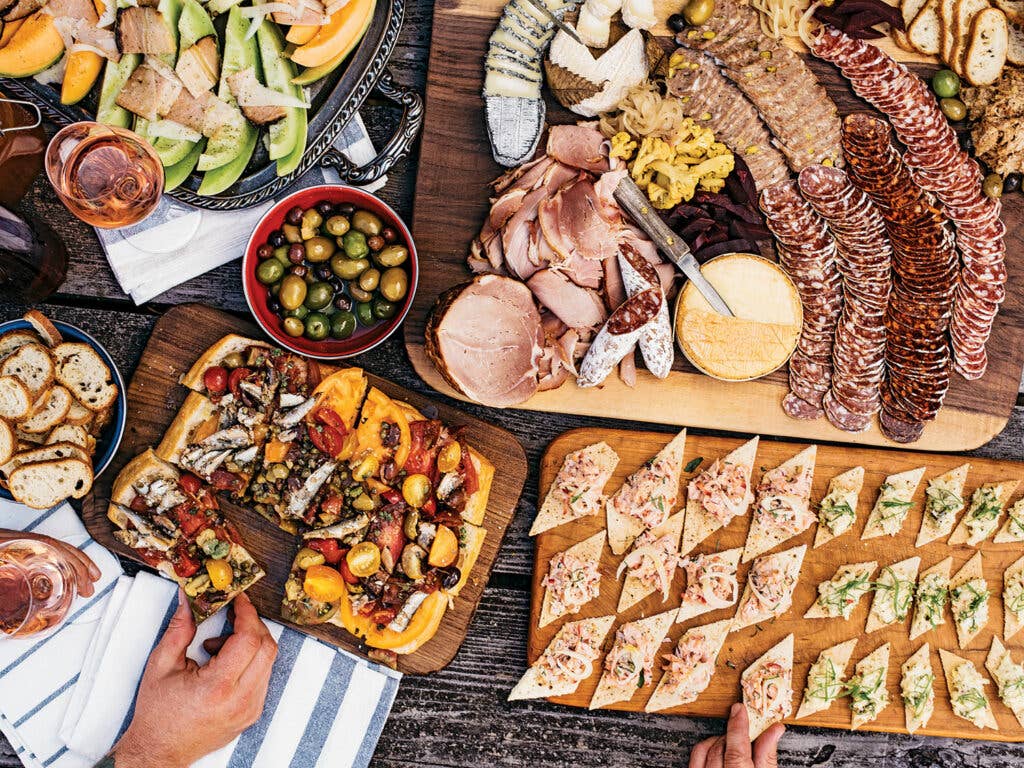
[684,456,704,473]
[903,672,934,716]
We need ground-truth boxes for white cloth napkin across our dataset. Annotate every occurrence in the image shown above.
[96,115,387,305]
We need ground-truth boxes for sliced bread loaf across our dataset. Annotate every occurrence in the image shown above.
[19,386,72,434]
[52,343,118,412]
[0,376,31,421]
[966,8,1009,84]
[46,424,92,453]
[0,419,13,466]
[0,330,39,360]
[23,311,63,348]
[1,344,54,399]
[8,458,93,508]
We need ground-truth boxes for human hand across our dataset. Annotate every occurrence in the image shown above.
[688,703,784,768]
[113,591,277,768]
[0,529,100,597]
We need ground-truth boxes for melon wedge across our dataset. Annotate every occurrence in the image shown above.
[0,17,24,46]
[0,11,63,77]
[286,23,318,44]
[290,0,374,69]
[61,49,103,104]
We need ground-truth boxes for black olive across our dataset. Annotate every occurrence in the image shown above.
[960,132,975,154]
[285,205,304,225]
[256,243,273,260]
[333,295,351,311]
[668,12,687,32]
[287,243,306,264]
[337,202,356,216]
[438,567,461,590]
[268,229,286,248]
[382,227,398,243]
[1004,172,1022,194]
[315,264,333,281]
[380,459,398,483]
[290,264,307,278]
[315,200,334,216]
[268,298,282,314]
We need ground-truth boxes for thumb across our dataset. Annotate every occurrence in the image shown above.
[149,589,196,673]
[724,703,753,767]
[752,723,784,768]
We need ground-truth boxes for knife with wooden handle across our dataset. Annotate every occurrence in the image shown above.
[613,174,735,317]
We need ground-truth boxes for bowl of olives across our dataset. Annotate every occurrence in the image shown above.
[243,185,418,359]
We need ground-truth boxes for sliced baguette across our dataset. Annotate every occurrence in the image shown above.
[995,0,1024,22]
[897,0,932,47]
[1,343,54,400]
[952,0,995,73]
[941,0,959,58]
[0,375,31,421]
[0,419,13,466]
[1,442,91,481]
[1007,19,1024,63]
[8,458,93,508]
[22,311,62,348]
[89,405,113,437]
[46,424,92,453]
[965,7,1009,85]
[51,343,118,412]
[64,399,94,427]
[18,386,72,434]
[0,330,40,360]
[910,0,944,52]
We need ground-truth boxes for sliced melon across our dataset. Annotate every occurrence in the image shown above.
[96,53,140,127]
[0,11,63,77]
[290,0,374,68]
[61,49,103,104]
[163,137,204,191]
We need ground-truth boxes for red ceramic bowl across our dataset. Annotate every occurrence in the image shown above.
[242,185,418,359]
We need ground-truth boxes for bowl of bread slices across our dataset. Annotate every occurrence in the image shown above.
[0,311,126,509]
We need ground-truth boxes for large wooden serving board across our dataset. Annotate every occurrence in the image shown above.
[81,304,528,675]
[529,427,1024,740]
[403,0,1024,452]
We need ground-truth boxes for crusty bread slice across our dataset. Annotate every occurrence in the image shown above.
[52,343,118,412]
[0,375,31,421]
[952,0,995,73]
[1,343,54,400]
[0,419,13,467]
[995,0,1024,22]
[22,311,62,348]
[940,0,959,58]
[965,7,1009,85]
[1006,18,1024,63]
[45,424,92,454]
[0,330,40,360]
[180,334,273,392]
[910,0,944,52]
[8,458,93,508]
[897,0,933,48]
[63,398,94,427]
[1,442,91,481]
[19,386,72,434]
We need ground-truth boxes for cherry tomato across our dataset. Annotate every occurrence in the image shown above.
[314,407,345,429]
[381,489,402,506]
[307,538,344,565]
[370,607,398,626]
[309,423,346,458]
[209,470,243,492]
[228,367,252,396]
[172,545,201,578]
[203,366,228,395]
[178,473,202,496]
[173,502,208,539]
[136,548,167,569]
[196,488,219,511]
[319,494,343,519]
[421,497,437,516]
[339,556,360,585]
[460,448,479,496]
[129,494,148,513]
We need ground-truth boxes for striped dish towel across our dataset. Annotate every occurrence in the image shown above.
[62,571,401,768]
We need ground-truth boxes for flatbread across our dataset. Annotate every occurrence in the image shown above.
[742,445,816,562]
[589,610,676,710]
[795,638,858,719]
[508,616,616,701]
[986,636,1024,728]
[916,463,970,547]
[539,530,606,628]
[1003,553,1024,642]
[910,556,953,641]
[866,556,921,633]
[617,511,685,613]
[680,437,758,556]
[950,480,1019,546]
[949,551,989,649]
[154,390,218,465]
[179,334,272,391]
[861,467,926,540]
[732,544,806,630]
[900,643,935,734]
[804,561,876,620]
[812,466,864,549]
[850,643,891,730]
[645,618,731,713]
[606,430,687,555]
[742,633,794,739]
[531,442,619,536]
[675,547,743,624]
[994,498,1024,543]
[939,648,998,730]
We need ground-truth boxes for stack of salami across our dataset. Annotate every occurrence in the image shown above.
[758,181,843,421]
[810,26,1007,381]
[798,164,891,434]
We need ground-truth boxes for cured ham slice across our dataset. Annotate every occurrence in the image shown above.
[527,269,607,329]
[547,124,611,173]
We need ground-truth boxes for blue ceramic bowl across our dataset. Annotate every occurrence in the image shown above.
[0,318,127,500]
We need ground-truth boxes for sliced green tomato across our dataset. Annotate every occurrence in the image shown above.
[196,122,246,171]
[198,125,256,196]
[96,53,140,128]
[256,20,302,161]
[164,139,204,192]
[275,103,307,177]
[178,0,215,51]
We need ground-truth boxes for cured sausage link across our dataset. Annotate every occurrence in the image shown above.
[577,287,662,388]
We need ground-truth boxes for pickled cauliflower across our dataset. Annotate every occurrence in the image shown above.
[610,123,734,209]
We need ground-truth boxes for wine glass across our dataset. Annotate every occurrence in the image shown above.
[44,121,164,229]
[0,539,77,639]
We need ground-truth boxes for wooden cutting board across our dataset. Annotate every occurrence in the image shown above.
[80,304,528,675]
[402,0,1024,452]
[529,427,1024,740]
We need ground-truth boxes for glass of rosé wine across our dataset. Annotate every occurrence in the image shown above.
[0,539,77,639]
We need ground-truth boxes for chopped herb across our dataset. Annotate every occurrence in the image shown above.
[903,672,934,715]
[684,456,704,473]
[638,670,646,688]
[654,497,666,513]
[925,485,962,522]
[819,572,871,617]
[820,499,855,534]
[956,688,988,713]
[726,660,737,670]
[808,660,843,702]
[881,499,913,510]
[873,567,915,621]
[846,667,886,717]
[570,490,584,504]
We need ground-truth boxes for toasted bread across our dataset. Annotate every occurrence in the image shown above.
[910,0,944,52]
[0,375,31,421]
[743,634,795,738]
[19,386,72,434]
[0,419,13,466]
[22,311,62,348]
[45,424,92,453]
[0,442,91,481]
[64,399,94,427]
[995,0,1024,23]
[0,330,39,360]
[1007,19,1024,64]
[897,0,933,48]
[941,0,959,58]
[796,638,858,719]
[51,342,118,411]
[1,343,54,400]
[952,0,994,73]
[680,437,757,557]
[965,8,1009,86]
[539,530,605,628]
[900,643,935,734]
[8,458,93,508]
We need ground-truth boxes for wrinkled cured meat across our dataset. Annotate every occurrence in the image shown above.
[425,275,543,407]
[527,269,608,329]
[559,179,622,262]
[578,288,662,387]
[618,243,673,379]
[546,124,611,173]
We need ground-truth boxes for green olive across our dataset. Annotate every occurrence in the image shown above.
[330,311,356,339]
[300,209,323,239]
[331,255,369,280]
[940,97,967,121]
[257,258,284,285]
[325,215,350,237]
[931,68,961,99]
[372,297,397,320]
[304,312,330,341]
[683,0,714,26]
[279,274,308,311]
[272,246,291,265]
[349,285,374,303]
[374,244,408,268]
[355,301,375,326]
[358,268,380,292]
[342,230,369,259]
[983,172,1004,199]
[380,267,409,302]
[270,280,281,296]
[305,236,336,263]
[283,223,302,244]
[305,281,334,310]
[286,305,309,320]
[283,316,304,337]
[351,210,382,236]
[222,352,245,369]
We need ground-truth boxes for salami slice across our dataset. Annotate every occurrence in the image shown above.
[783,391,825,420]
[577,287,662,388]
[617,244,674,380]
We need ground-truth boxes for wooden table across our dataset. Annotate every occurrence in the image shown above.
[3,3,1024,764]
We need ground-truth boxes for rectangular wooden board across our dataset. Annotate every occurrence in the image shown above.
[403,0,1024,452]
[80,304,528,675]
[529,427,1024,741]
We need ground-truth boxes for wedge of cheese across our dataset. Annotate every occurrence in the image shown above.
[849,643,891,730]
[861,467,925,540]
[813,466,864,549]
[939,648,998,730]
[804,561,876,620]
[539,530,605,628]
[900,643,935,734]
[796,638,858,719]
[616,510,685,613]
[680,437,757,556]
[1003,553,1024,642]
[915,463,969,547]
[866,556,921,633]
[949,552,989,649]
[910,556,952,641]
[742,445,816,562]
[950,480,1019,546]
[986,636,1024,728]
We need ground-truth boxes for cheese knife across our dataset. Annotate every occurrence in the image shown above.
[613,174,735,317]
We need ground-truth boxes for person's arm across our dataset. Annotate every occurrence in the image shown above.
[105,590,277,768]
[688,703,784,768]
[0,530,100,596]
